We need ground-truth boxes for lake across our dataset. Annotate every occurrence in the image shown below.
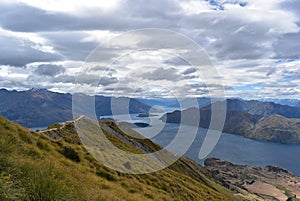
[109,113,300,176]
[29,126,48,131]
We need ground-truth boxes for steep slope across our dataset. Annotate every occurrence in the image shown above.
[0,115,244,201]
[0,88,153,128]
[161,108,300,143]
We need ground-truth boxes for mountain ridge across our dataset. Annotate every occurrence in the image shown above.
[216,99,300,118]
[161,107,300,143]
[0,89,154,128]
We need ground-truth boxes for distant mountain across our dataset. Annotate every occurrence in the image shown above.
[128,97,300,119]
[137,98,179,107]
[168,97,215,109]
[0,88,73,128]
[260,98,300,107]
[0,88,153,128]
[138,97,222,111]
[94,95,157,116]
[213,99,300,118]
[161,107,300,143]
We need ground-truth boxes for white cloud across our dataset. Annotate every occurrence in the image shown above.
[16,0,121,14]
[179,1,211,15]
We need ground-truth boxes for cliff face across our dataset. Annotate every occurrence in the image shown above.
[205,158,300,201]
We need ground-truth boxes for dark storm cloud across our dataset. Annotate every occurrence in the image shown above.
[34,64,66,76]
[0,35,62,66]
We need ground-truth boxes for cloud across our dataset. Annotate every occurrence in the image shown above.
[182,67,196,75]
[40,31,100,61]
[0,0,179,32]
[281,0,300,21]
[0,3,76,32]
[52,74,76,83]
[76,73,118,86]
[0,34,62,66]
[139,67,180,81]
[273,33,300,59]
[34,64,65,76]
[0,0,299,99]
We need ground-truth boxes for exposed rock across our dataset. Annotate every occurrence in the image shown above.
[205,158,300,201]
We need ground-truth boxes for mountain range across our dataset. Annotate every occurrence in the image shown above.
[220,99,300,118]
[161,106,300,143]
[260,98,300,108]
[0,88,154,128]
[139,97,300,118]
[1,88,300,143]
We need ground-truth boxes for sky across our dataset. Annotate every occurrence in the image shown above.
[0,0,299,99]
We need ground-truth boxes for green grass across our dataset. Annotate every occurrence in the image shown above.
[21,163,72,201]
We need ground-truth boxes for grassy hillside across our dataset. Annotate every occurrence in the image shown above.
[0,115,248,201]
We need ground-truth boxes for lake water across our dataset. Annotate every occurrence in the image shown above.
[108,113,300,176]
[29,126,48,131]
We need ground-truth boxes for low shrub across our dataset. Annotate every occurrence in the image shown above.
[96,170,116,181]
[60,146,80,162]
